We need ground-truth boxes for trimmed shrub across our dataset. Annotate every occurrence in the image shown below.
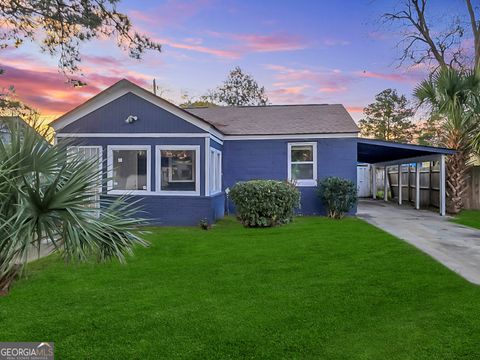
[317,177,357,219]
[229,180,300,227]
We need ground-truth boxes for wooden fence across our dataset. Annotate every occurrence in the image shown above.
[464,166,480,209]
[387,162,440,209]
[380,164,480,210]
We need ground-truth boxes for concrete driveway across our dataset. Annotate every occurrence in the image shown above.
[357,199,480,285]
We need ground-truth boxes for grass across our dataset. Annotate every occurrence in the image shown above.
[452,210,480,230]
[1,217,480,359]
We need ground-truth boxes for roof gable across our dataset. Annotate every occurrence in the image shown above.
[59,92,206,134]
[52,79,222,137]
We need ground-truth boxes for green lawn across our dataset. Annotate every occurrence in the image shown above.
[452,210,480,230]
[1,217,480,359]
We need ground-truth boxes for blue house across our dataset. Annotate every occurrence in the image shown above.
[52,79,453,225]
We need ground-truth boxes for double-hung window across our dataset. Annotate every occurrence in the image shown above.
[156,145,200,195]
[107,145,151,194]
[209,148,222,194]
[287,142,317,186]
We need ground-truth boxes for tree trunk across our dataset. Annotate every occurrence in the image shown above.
[446,151,470,213]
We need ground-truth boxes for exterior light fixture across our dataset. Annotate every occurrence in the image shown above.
[125,115,138,124]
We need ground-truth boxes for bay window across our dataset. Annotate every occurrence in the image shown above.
[287,142,317,186]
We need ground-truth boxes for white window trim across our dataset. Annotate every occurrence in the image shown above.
[67,145,103,208]
[209,148,222,195]
[287,142,318,187]
[156,145,201,196]
[67,145,103,171]
[107,145,151,195]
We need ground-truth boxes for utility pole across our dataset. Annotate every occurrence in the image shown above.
[153,78,157,95]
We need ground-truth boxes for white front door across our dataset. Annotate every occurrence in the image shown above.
[357,165,371,197]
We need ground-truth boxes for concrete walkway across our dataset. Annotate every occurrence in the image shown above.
[357,199,480,285]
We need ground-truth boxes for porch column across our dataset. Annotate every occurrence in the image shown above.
[398,164,402,205]
[439,154,446,216]
[384,166,388,202]
[372,165,377,199]
[415,162,421,210]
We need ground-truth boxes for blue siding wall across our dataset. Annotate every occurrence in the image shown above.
[60,92,205,134]
[222,138,357,215]
[57,91,358,223]
[120,193,225,226]
[66,137,206,194]
[63,136,225,226]
[210,138,223,151]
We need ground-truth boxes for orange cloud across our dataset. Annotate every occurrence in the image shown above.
[0,56,151,117]
[346,106,364,113]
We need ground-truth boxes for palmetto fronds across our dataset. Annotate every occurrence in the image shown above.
[0,120,147,294]
[414,67,480,213]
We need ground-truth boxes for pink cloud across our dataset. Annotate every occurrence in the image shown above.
[0,57,151,116]
[271,85,310,95]
[160,38,240,58]
[231,33,307,52]
[318,86,347,93]
[266,64,352,94]
[356,70,419,83]
[129,0,215,27]
[156,32,307,59]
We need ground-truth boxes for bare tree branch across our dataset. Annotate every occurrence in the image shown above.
[383,0,468,70]
[0,0,161,85]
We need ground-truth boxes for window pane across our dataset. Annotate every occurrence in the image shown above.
[112,150,147,190]
[291,146,313,162]
[161,150,196,191]
[291,163,313,180]
[216,152,221,192]
[209,150,215,193]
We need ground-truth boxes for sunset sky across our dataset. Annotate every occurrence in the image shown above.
[0,0,461,122]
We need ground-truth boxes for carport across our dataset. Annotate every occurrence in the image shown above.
[357,139,456,216]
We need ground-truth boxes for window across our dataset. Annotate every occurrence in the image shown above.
[287,142,317,186]
[156,145,200,195]
[67,146,103,208]
[107,145,151,194]
[209,148,222,194]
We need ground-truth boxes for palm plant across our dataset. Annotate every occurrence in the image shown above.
[414,68,480,213]
[0,119,147,294]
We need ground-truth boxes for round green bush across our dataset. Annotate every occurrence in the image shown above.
[229,180,301,227]
[317,176,357,219]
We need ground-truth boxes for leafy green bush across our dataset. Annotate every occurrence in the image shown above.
[229,180,300,227]
[317,177,357,219]
[375,190,392,200]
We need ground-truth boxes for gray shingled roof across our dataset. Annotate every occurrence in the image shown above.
[185,104,359,135]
